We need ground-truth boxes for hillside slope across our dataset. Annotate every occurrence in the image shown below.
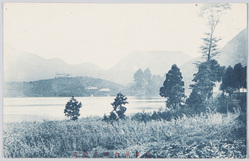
[215,29,247,67]
[4,76,124,97]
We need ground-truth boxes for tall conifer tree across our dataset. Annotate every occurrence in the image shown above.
[160,64,186,110]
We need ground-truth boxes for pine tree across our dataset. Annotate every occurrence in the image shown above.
[187,4,230,114]
[191,60,223,98]
[64,96,82,120]
[110,93,128,120]
[233,63,245,91]
[186,89,204,114]
[199,3,231,61]
[220,63,246,96]
[160,64,186,110]
[188,60,224,113]
[200,33,221,61]
[220,66,235,97]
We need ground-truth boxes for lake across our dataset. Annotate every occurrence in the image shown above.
[3,97,166,122]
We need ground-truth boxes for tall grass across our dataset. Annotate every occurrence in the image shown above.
[3,112,246,158]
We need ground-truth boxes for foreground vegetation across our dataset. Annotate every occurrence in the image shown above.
[3,111,246,158]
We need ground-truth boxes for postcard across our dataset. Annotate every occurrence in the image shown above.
[2,3,247,159]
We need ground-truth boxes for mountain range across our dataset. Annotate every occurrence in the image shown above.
[4,49,192,85]
[4,29,247,90]
[4,49,103,83]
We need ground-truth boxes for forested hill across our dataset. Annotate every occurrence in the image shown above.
[4,76,124,97]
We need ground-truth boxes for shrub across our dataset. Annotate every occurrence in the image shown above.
[131,110,185,123]
[131,111,151,123]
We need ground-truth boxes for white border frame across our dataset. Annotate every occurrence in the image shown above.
[0,0,249,161]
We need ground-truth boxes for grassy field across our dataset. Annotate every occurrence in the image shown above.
[3,112,246,158]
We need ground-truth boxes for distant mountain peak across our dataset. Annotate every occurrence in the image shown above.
[4,48,193,85]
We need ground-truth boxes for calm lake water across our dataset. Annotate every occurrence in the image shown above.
[3,97,166,122]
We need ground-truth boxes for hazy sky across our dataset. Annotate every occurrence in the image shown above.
[4,3,247,69]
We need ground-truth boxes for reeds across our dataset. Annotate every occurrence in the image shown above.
[3,112,246,158]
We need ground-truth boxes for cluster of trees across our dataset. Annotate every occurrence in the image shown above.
[65,59,246,121]
[186,60,225,114]
[128,68,163,97]
[183,4,231,114]
[221,63,247,96]
[159,62,246,117]
[159,4,246,116]
[217,63,247,115]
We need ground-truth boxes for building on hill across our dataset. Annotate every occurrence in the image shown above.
[99,88,111,96]
[99,88,111,92]
[55,73,72,78]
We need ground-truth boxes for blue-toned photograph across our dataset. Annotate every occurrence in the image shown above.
[3,3,247,158]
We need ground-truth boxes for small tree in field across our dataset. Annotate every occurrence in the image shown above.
[111,93,128,119]
[103,93,129,122]
[64,96,82,120]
